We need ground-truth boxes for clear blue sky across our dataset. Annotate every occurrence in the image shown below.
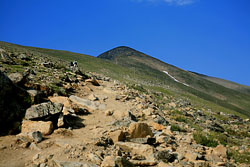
[1,0,250,86]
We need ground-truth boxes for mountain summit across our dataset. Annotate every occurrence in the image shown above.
[98,46,146,60]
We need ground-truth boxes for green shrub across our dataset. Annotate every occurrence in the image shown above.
[193,132,218,147]
[170,124,186,132]
[227,150,250,164]
[175,116,188,123]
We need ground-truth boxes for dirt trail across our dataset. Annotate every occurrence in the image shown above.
[0,80,132,167]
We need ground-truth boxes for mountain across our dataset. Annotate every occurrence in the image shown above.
[0,41,249,117]
[1,41,250,166]
[98,46,250,117]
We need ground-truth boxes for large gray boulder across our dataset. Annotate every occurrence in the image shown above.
[25,102,63,120]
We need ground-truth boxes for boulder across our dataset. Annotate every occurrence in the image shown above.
[150,122,166,131]
[109,130,126,143]
[115,142,154,158]
[213,145,227,158]
[115,156,134,167]
[154,150,178,163]
[8,72,26,85]
[25,102,63,120]
[21,120,53,135]
[0,71,31,135]
[27,89,43,104]
[49,96,71,108]
[85,78,100,86]
[54,161,98,167]
[69,95,106,111]
[129,122,153,138]
[130,137,156,145]
[101,156,116,167]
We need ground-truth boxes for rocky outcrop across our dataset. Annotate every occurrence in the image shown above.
[0,71,31,135]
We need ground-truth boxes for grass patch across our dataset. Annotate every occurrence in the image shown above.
[193,131,218,147]
[170,124,186,132]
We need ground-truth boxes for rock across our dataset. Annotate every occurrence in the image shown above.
[129,122,153,138]
[49,96,71,108]
[57,114,65,128]
[105,110,114,116]
[130,160,157,166]
[88,153,102,165]
[0,48,15,64]
[150,122,166,131]
[130,137,156,145]
[88,94,99,101]
[115,142,154,158]
[0,71,31,135]
[156,135,172,145]
[109,130,126,143]
[157,161,174,167]
[25,102,63,120]
[8,72,26,85]
[96,137,113,147]
[18,53,29,60]
[69,95,106,111]
[54,161,98,167]
[154,115,169,126]
[193,161,210,167]
[185,151,198,162]
[168,102,176,108]
[21,120,53,135]
[209,123,224,133]
[32,131,43,143]
[213,145,227,158]
[115,156,134,167]
[85,78,100,86]
[101,156,116,167]
[29,142,41,151]
[154,150,177,163]
[27,89,43,104]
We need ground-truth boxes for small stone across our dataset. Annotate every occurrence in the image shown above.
[33,153,40,161]
[29,142,41,151]
[105,110,114,116]
[88,94,99,101]
[88,153,102,164]
[57,114,65,128]
[32,131,43,143]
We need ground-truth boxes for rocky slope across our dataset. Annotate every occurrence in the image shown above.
[0,46,249,167]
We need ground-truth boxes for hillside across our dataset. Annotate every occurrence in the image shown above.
[0,41,250,167]
[98,46,250,117]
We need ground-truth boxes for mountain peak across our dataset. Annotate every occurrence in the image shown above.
[98,46,142,60]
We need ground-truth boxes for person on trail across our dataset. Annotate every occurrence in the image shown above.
[73,60,77,67]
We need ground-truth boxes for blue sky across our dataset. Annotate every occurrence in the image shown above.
[1,0,250,86]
